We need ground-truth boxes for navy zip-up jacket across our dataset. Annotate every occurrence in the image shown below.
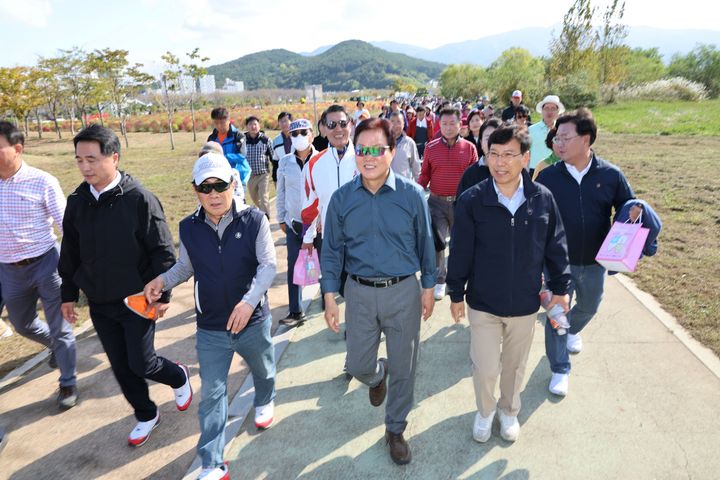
[447,171,571,317]
[179,206,269,331]
[536,153,635,266]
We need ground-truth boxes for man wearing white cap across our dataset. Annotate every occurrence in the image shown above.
[501,90,531,123]
[528,95,565,177]
[144,153,277,480]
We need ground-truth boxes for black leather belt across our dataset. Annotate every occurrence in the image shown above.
[8,249,51,267]
[430,193,456,202]
[350,274,411,288]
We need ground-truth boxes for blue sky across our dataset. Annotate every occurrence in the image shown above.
[1,0,717,71]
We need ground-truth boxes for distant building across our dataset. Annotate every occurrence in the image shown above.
[306,84,323,101]
[222,78,244,92]
[199,75,216,94]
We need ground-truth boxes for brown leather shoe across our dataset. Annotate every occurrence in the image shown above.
[369,358,388,407]
[385,430,411,465]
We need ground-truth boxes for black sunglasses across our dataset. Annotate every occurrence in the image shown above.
[325,120,349,129]
[194,181,232,194]
[290,129,309,137]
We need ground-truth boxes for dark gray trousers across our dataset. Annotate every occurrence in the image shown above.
[344,275,421,434]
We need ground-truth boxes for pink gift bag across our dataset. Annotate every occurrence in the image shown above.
[595,220,650,272]
[293,249,321,286]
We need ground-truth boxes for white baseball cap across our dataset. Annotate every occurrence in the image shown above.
[511,90,522,98]
[192,153,233,185]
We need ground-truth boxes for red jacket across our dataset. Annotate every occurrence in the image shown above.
[407,117,435,142]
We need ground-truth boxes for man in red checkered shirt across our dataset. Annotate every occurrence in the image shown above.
[418,107,478,301]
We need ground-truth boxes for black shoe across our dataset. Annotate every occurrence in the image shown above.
[369,358,388,407]
[279,312,305,327]
[58,385,78,410]
[48,352,57,369]
[0,425,6,455]
[343,357,353,381]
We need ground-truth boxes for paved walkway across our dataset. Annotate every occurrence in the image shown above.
[2,233,720,479]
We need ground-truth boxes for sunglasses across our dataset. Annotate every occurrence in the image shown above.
[290,129,309,137]
[355,145,391,157]
[325,120,349,129]
[194,181,232,194]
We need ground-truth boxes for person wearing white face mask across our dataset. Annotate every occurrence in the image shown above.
[276,119,318,327]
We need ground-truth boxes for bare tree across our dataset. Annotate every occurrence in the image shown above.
[159,51,182,150]
[183,48,210,143]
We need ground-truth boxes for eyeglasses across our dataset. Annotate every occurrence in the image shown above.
[290,129,309,137]
[552,135,579,145]
[487,151,523,161]
[325,120,349,130]
[355,145,391,157]
[194,181,232,194]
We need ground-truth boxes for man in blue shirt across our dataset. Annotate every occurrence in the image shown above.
[321,118,436,466]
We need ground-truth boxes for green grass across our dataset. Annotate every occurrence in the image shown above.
[593,99,720,136]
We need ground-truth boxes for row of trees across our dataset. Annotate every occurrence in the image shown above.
[0,47,210,148]
[439,0,720,107]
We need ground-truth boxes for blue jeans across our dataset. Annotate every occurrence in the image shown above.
[545,263,606,374]
[286,228,303,314]
[0,246,76,387]
[196,316,276,469]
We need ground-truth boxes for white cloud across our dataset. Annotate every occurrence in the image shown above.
[0,0,53,27]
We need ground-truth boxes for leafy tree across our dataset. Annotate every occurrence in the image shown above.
[439,64,487,99]
[0,66,43,136]
[159,51,182,150]
[668,44,720,97]
[623,47,666,85]
[597,0,628,84]
[90,48,154,148]
[57,47,104,130]
[183,48,210,142]
[37,56,68,139]
[549,0,598,82]
[487,48,545,106]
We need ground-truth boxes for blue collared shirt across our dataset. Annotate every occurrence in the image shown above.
[320,169,437,292]
[492,177,526,216]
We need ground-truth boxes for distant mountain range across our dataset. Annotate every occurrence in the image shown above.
[207,40,444,91]
[302,26,720,66]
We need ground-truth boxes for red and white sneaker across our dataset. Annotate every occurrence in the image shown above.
[197,461,230,480]
[254,401,274,429]
[128,411,160,446]
[174,363,193,411]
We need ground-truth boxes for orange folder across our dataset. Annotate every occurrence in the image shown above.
[124,293,158,320]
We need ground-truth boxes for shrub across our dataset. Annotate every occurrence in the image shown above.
[615,77,709,102]
[552,72,600,109]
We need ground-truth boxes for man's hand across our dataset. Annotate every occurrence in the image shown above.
[421,288,435,321]
[144,276,165,304]
[450,302,466,324]
[546,294,570,313]
[301,242,314,253]
[61,302,78,325]
[149,302,171,320]
[227,301,254,334]
[279,223,287,233]
[324,293,340,333]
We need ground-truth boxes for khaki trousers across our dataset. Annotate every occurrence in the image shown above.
[468,308,536,417]
[247,173,270,217]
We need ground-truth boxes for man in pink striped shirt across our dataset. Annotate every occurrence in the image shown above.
[418,108,478,300]
[0,121,77,409]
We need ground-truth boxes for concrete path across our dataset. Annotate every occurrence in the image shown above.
[222,276,720,480]
[2,225,720,480]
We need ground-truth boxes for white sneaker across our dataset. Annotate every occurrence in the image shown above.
[472,410,495,443]
[549,373,569,396]
[254,401,274,429]
[0,319,12,339]
[198,461,230,480]
[567,333,583,353]
[128,411,160,446]
[174,363,193,411]
[433,283,446,300]
[498,410,520,442]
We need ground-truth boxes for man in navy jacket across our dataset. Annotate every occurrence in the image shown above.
[536,108,634,397]
[447,125,570,444]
